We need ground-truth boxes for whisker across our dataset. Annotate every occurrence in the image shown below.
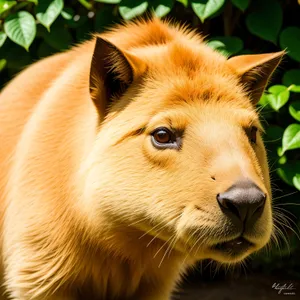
[274,202,300,206]
[158,233,179,268]
[273,191,300,201]
[146,214,181,248]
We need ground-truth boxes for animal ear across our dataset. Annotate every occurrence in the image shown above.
[227,51,285,105]
[90,37,146,119]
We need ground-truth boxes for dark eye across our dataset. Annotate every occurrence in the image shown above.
[151,127,181,149]
[153,128,172,143]
[249,126,258,144]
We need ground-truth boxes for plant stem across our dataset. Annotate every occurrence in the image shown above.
[78,0,93,10]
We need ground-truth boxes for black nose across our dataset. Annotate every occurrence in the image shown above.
[217,179,266,225]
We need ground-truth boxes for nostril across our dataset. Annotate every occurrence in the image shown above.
[225,201,241,219]
[217,193,228,208]
[217,194,241,219]
[211,176,216,181]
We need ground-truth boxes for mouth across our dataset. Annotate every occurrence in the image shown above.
[211,237,254,256]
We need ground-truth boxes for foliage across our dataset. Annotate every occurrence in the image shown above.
[0,0,300,269]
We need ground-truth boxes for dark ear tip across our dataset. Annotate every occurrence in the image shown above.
[94,37,113,51]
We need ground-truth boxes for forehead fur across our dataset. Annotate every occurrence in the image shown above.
[100,17,254,112]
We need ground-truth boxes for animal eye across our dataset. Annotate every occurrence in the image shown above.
[249,126,258,144]
[152,127,173,143]
[151,127,181,150]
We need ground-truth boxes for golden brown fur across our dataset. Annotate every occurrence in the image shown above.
[0,18,283,299]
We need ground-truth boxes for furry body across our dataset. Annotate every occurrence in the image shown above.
[0,19,283,299]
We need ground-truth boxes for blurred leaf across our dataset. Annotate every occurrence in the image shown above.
[0,58,6,72]
[268,85,287,94]
[4,11,36,51]
[0,31,7,47]
[0,40,31,68]
[94,6,117,32]
[43,22,72,50]
[207,36,243,56]
[277,161,300,187]
[206,40,225,49]
[293,174,300,190]
[151,0,174,18]
[231,0,249,11]
[267,85,290,111]
[95,0,121,3]
[246,0,282,43]
[61,7,74,20]
[0,1,17,15]
[177,0,188,7]
[191,0,225,23]
[65,15,88,29]
[77,0,92,9]
[283,69,300,86]
[278,154,287,165]
[280,27,300,62]
[36,0,63,31]
[119,0,148,20]
[289,101,300,122]
[289,85,300,93]
[282,124,300,154]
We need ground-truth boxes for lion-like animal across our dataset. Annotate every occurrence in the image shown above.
[0,18,283,300]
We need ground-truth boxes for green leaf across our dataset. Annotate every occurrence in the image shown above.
[151,0,174,18]
[191,0,225,23]
[95,0,121,3]
[283,69,300,86]
[293,174,300,190]
[207,36,243,56]
[61,7,74,20]
[268,85,287,94]
[119,0,148,20]
[0,58,6,72]
[206,40,225,50]
[177,0,188,7]
[0,40,32,69]
[231,0,249,11]
[0,1,17,15]
[264,125,284,144]
[277,161,300,187]
[289,85,300,93]
[280,27,300,62]
[0,31,7,47]
[282,124,300,154]
[36,0,63,31]
[289,101,300,122]
[258,93,270,107]
[4,11,36,51]
[267,85,290,111]
[245,0,282,43]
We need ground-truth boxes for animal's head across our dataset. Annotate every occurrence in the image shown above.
[83,20,284,264]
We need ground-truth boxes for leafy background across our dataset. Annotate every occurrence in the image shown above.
[0,0,300,286]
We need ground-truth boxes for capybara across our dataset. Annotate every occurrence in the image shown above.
[0,18,284,300]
